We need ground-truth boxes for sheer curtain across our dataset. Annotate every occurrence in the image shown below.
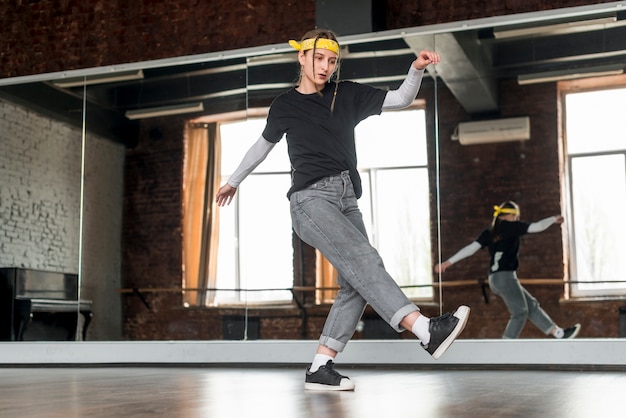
[183,123,221,306]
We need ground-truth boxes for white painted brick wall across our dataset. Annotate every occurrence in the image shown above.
[0,102,81,270]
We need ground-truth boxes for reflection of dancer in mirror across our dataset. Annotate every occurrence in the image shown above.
[435,201,580,340]
[216,29,470,391]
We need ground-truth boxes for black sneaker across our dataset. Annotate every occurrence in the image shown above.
[421,305,470,360]
[304,360,355,391]
[562,323,581,339]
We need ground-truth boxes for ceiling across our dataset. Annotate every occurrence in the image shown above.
[0,6,625,147]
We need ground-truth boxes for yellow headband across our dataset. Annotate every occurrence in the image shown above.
[288,38,340,55]
[493,205,520,218]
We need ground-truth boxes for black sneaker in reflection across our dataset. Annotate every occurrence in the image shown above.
[562,323,581,339]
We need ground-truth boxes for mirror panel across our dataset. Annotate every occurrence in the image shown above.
[431,11,626,339]
[0,78,85,341]
[0,3,624,342]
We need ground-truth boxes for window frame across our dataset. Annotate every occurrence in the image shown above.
[215,116,294,306]
[560,75,626,298]
[316,105,434,304]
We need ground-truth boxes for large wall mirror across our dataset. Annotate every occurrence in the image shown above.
[0,2,625,343]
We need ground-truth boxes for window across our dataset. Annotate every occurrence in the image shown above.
[352,109,433,299]
[563,84,626,297]
[212,107,433,305]
[216,118,293,304]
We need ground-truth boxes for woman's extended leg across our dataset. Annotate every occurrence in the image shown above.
[293,173,469,390]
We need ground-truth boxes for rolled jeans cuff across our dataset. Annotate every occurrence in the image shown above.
[390,304,420,332]
[318,335,348,353]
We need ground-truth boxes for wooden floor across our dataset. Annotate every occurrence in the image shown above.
[1,366,625,417]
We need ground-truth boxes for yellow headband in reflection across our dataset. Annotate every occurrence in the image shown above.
[493,205,520,218]
[288,38,340,55]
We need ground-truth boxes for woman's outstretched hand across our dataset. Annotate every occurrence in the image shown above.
[434,260,452,273]
[414,50,441,70]
[215,183,237,207]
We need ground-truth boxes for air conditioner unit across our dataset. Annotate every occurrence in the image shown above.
[453,117,530,145]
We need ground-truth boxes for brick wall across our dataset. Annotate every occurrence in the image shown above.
[1,1,613,78]
[386,0,615,27]
[0,100,81,270]
[0,0,316,78]
[435,80,564,281]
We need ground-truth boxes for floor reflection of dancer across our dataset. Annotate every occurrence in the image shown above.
[435,201,580,339]
[216,28,470,391]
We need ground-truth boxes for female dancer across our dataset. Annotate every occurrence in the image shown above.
[435,201,580,339]
[216,29,470,391]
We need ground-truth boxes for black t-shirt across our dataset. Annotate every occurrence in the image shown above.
[262,81,387,198]
[476,220,530,273]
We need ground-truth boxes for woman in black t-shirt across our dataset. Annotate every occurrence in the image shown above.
[216,29,470,391]
[435,201,580,339]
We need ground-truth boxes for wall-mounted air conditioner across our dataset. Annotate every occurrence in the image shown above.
[452,117,530,145]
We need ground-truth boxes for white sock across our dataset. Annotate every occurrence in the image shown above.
[553,326,564,339]
[412,315,431,345]
[309,354,334,373]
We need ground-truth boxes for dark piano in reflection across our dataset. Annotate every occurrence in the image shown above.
[0,268,93,341]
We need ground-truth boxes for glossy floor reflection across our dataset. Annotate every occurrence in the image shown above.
[0,366,625,417]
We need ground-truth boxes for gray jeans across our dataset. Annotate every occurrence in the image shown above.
[290,171,418,353]
[489,271,555,338]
